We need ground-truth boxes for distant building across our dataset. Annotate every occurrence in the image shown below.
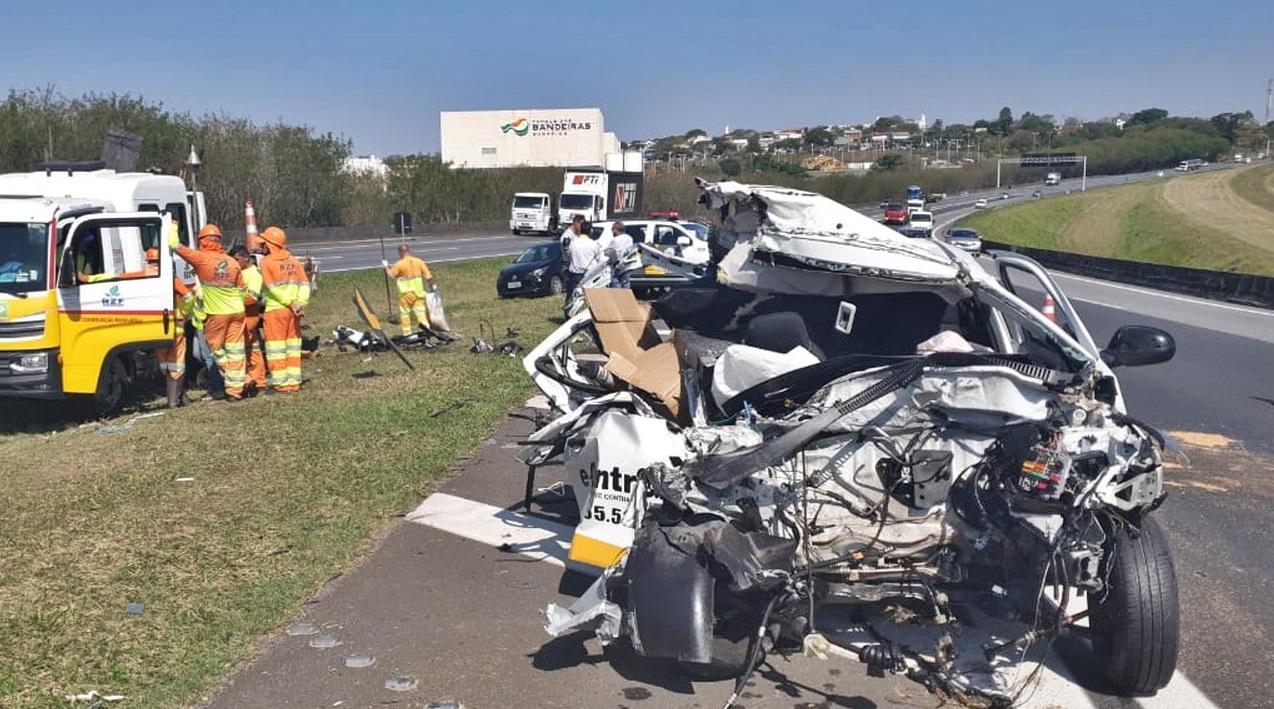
[440,107,620,168]
[343,154,387,177]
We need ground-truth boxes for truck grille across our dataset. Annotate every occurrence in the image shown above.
[0,315,46,339]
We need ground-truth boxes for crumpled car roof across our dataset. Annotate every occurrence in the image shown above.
[698,180,962,286]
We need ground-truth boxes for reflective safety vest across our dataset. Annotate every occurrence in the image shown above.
[389,255,432,298]
[241,265,264,315]
[174,244,245,316]
[261,250,311,312]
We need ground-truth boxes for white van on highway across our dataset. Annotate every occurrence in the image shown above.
[907,210,934,233]
[510,192,556,235]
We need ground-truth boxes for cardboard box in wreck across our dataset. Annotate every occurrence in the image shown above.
[583,288,683,419]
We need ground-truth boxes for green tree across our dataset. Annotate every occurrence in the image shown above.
[803,126,835,148]
[718,157,742,177]
[872,153,904,171]
[1128,108,1168,127]
[995,106,1013,136]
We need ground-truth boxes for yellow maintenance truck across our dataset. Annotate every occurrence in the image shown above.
[0,162,204,414]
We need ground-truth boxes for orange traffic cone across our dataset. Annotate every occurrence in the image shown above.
[244,199,260,252]
[1041,294,1057,322]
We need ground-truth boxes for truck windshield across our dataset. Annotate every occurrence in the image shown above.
[0,222,49,295]
[560,194,593,210]
[513,196,544,209]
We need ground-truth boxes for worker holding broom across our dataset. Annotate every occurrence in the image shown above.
[381,244,437,337]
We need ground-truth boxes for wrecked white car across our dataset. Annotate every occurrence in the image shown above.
[522,181,1179,704]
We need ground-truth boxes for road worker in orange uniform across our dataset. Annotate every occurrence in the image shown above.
[157,277,196,408]
[231,246,267,394]
[169,223,247,400]
[381,244,437,336]
[259,226,310,393]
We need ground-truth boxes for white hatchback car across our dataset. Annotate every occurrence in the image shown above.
[590,219,711,269]
[974,198,989,209]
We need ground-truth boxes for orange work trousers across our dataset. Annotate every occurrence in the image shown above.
[263,308,302,392]
[156,322,187,381]
[244,311,267,391]
[203,313,246,399]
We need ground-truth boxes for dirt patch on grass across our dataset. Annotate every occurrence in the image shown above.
[1056,182,1150,255]
[1230,163,1274,213]
[1161,166,1274,255]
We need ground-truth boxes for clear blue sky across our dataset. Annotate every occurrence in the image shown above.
[5,0,1271,155]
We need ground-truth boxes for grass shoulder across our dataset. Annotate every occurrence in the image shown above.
[0,257,561,707]
[956,172,1274,276]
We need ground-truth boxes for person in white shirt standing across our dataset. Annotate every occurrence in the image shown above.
[604,221,635,288]
[565,221,601,297]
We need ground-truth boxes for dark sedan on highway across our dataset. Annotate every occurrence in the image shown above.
[497,241,566,297]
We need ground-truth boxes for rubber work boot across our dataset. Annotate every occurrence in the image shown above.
[166,378,185,409]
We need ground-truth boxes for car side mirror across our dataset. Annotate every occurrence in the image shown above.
[676,235,692,247]
[1100,325,1175,367]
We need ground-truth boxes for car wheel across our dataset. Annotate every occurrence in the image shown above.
[1091,517,1180,695]
[92,357,129,418]
[547,275,564,295]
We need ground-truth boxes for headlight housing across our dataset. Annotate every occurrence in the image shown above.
[11,352,49,374]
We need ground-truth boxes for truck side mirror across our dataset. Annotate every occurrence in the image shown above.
[676,235,692,247]
[1100,325,1175,368]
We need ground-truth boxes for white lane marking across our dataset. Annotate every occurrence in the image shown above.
[405,492,572,567]
[525,394,550,410]
[323,251,525,273]
[1049,271,1274,317]
[1138,673,1222,709]
[296,234,512,251]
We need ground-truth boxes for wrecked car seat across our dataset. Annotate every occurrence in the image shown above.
[742,312,825,360]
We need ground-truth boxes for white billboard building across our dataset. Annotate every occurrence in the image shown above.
[440,108,620,169]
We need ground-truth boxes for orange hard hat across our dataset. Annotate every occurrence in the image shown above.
[260,226,287,249]
[145,247,159,262]
[198,223,223,241]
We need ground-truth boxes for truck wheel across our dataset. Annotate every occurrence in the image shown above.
[92,357,130,418]
[1091,517,1180,695]
[547,275,564,296]
[512,228,521,236]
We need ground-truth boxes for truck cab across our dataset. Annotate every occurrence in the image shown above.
[0,165,202,414]
[510,192,557,235]
[559,171,608,224]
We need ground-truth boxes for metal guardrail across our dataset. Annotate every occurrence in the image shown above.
[982,240,1274,310]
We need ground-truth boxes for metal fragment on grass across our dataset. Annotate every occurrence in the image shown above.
[344,652,375,668]
[309,634,342,649]
[124,602,144,615]
[286,621,319,636]
[384,676,419,692]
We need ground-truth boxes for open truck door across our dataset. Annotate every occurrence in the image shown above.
[55,211,174,402]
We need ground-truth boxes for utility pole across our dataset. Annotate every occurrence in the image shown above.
[1265,78,1272,157]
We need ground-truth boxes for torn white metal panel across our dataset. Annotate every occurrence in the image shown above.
[563,410,687,557]
[910,367,1054,426]
[543,571,623,643]
[700,179,962,288]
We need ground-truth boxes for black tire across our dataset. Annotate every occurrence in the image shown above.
[1091,517,1180,696]
[512,228,520,236]
[547,275,564,296]
[93,357,129,418]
